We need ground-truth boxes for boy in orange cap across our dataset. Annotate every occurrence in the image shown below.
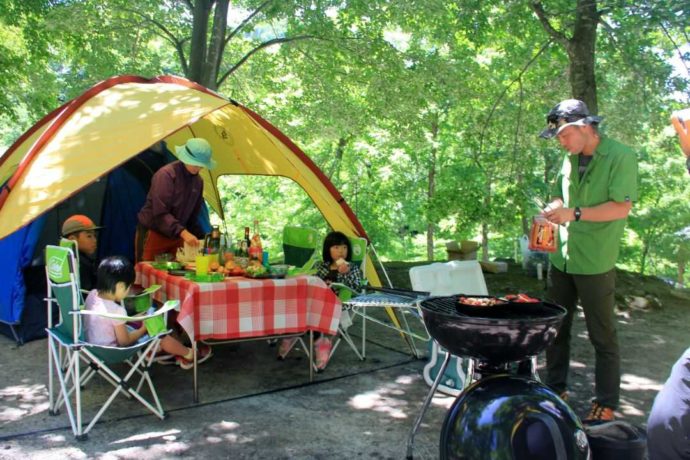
[61,214,103,291]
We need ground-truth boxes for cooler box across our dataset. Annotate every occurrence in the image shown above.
[409,261,488,396]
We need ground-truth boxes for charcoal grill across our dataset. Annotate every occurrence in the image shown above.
[420,295,566,364]
[406,295,590,459]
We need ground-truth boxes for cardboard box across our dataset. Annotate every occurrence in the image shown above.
[447,240,479,261]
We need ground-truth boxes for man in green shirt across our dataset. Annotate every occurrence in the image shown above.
[539,99,638,422]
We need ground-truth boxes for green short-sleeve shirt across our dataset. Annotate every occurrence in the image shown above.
[549,136,638,275]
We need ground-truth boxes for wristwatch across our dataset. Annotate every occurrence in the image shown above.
[574,207,582,222]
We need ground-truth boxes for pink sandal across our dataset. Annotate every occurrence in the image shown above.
[314,337,333,370]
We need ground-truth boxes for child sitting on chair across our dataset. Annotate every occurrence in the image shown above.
[84,256,212,369]
[278,231,362,370]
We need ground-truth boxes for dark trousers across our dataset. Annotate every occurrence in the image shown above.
[545,266,620,408]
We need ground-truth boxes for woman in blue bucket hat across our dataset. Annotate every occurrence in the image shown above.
[135,138,216,262]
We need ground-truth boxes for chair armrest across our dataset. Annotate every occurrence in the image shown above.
[76,300,179,322]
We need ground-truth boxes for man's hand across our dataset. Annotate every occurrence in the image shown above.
[671,109,690,157]
[180,229,200,247]
[543,207,574,225]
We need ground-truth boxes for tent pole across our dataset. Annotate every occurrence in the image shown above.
[369,243,393,288]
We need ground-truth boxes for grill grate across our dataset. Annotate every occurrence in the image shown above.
[345,290,426,308]
[421,295,461,315]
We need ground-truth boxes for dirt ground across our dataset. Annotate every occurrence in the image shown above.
[381,260,690,426]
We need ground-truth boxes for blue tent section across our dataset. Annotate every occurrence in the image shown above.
[0,146,211,343]
[0,216,46,324]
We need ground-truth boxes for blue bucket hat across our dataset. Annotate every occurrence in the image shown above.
[540,99,603,139]
[175,138,216,170]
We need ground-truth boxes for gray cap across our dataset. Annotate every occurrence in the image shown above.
[540,99,603,139]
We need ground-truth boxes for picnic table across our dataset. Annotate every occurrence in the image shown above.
[135,263,341,401]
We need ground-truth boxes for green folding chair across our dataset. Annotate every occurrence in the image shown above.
[282,225,320,271]
[291,235,369,370]
[45,244,178,440]
[327,236,369,363]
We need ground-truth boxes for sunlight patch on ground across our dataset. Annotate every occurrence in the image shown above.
[0,382,49,423]
[431,393,454,410]
[208,419,254,444]
[112,429,181,444]
[348,373,422,419]
[620,373,664,392]
[647,334,668,345]
[99,441,190,458]
[619,401,646,418]
[570,360,587,369]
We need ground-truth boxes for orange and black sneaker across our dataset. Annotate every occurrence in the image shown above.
[584,402,615,422]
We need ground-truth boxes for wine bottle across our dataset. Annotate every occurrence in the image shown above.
[243,227,251,257]
[248,220,263,262]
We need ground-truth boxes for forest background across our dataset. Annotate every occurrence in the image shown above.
[1,0,689,282]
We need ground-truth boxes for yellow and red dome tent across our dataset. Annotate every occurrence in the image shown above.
[0,75,386,340]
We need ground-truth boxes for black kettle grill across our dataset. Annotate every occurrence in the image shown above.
[406,295,591,459]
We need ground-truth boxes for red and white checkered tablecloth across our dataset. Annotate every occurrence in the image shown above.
[135,263,341,341]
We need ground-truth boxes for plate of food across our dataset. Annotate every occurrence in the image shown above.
[244,264,269,278]
[455,295,509,313]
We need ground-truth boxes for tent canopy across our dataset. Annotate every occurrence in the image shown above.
[0,75,381,330]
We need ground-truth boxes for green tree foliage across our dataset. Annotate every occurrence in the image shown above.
[1,1,689,279]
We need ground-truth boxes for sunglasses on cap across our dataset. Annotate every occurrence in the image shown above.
[545,115,586,132]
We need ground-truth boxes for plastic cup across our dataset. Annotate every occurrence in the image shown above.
[196,254,212,276]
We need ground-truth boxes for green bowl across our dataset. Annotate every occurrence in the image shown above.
[123,293,152,314]
[151,261,183,271]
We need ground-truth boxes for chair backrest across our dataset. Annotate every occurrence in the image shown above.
[348,236,367,277]
[59,238,81,290]
[409,260,488,296]
[283,226,319,268]
[45,244,84,340]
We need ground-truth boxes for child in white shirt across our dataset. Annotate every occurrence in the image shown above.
[84,256,212,368]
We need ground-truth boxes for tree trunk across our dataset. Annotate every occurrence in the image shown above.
[187,0,213,83]
[481,179,491,262]
[326,137,348,180]
[426,118,439,261]
[532,0,601,112]
[203,0,229,90]
[566,0,600,113]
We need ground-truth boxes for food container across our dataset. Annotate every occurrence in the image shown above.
[528,215,557,252]
[270,264,290,276]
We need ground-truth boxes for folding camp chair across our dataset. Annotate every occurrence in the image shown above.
[44,244,178,440]
[282,225,320,270]
[325,236,369,363]
[329,237,430,361]
[282,235,368,370]
[409,260,487,396]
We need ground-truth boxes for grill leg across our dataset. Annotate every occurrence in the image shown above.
[406,351,452,459]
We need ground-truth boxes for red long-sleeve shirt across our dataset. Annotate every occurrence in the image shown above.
[137,161,204,239]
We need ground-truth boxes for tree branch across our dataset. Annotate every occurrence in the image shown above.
[478,40,553,160]
[120,6,188,74]
[225,0,274,46]
[218,0,275,73]
[217,35,315,87]
[530,2,570,48]
[659,21,690,78]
